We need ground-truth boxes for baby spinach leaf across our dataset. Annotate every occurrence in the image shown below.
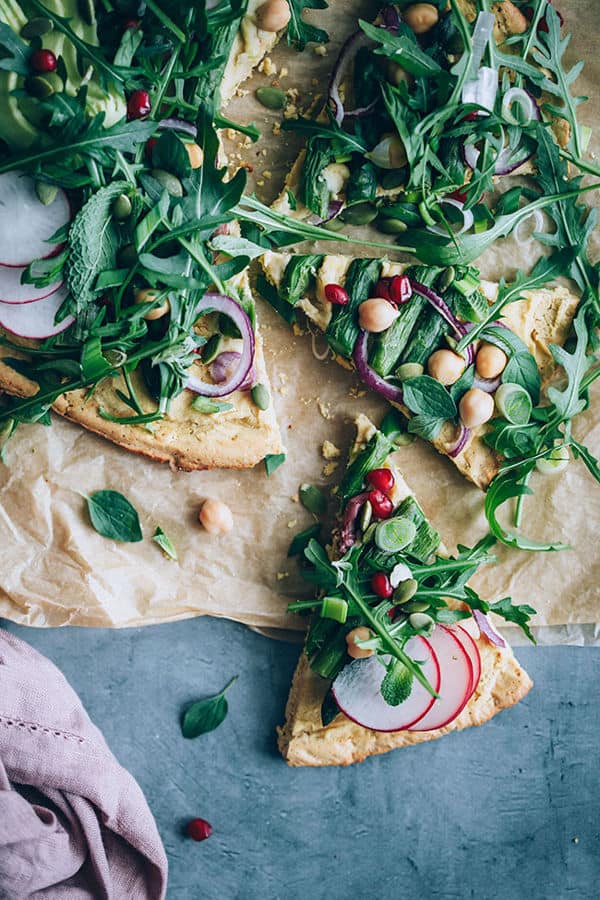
[480,326,541,403]
[85,490,143,543]
[299,483,327,516]
[264,452,286,476]
[403,375,457,438]
[152,526,178,561]
[181,676,238,739]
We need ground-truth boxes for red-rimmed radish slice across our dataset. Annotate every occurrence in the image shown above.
[0,172,70,267]
[331,636,440,733]
[456,615,480,640]
[446,624,482,697]
[407,626,474,732]
[0,265,63,305]
[0,286,73,338]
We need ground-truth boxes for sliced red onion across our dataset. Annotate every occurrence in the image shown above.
[501,87,539,126]
[465,12,496,82]
[309,199,343,226]
[158,117,197,137]
[472,609,506,649]
[339,491,371,553]
[514,208,544,243]
[210,351,256,391]
[461,65,498,114]
[353,331,404,403]
[185,293,254,398]
[472,374,501,393]
[381,5,401,30]
[328,30,375,126]
[447,422,471,458]
[427,199,474,237]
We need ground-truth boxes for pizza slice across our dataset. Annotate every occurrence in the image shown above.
[259,251,579,488]
[272,0,571,235]
[278,414,533,766]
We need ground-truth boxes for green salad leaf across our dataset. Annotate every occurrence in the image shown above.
[181,676,238,739]
[287,0,329,50]
[85,490,143,543]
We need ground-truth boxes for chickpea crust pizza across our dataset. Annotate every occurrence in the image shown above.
[0,0,598,767]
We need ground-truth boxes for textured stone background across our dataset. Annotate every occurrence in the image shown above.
[3,618,598,899]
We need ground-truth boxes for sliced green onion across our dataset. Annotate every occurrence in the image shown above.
[453,272,481,297]
[536,446,569,475]
[320,596,348,624]
[495,382,532,425]
[374,517,417,553]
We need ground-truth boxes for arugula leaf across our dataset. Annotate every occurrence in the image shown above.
[288,523,321,557]
[488,597,537,645]
[181,676,238,739]
[403,375,457,439]
[484,471,568,552]
[264,452,286,476]
[287,0,329,51]
[360,20,442,77]
[571,438,600,484]
[152,526,178,560]
[380,659,413,706]
[85,490,143,543]
[546,303,591,422]
[0,21,31,75]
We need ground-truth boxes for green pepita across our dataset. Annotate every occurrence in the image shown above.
[151,168,183,197]
[26,74,56,98]
[393,431,415,446]
[322,216,346,232]
[376,216,408,235]
[437,266,456,292]
[113,193,132,221]
[118,244,138,267]
[362,522,378,544]
[403,599,430,614]
[380,170,407,190]
[202,333,221,364]
[21,17,53,38]
[256,86,286,110]
[393,578,418,605]
[396,362,424,381]
[251,383,270,411]
[359,499,372,533]
[35,181,58,206]
[408,612,434,631]
[340,202,378,226]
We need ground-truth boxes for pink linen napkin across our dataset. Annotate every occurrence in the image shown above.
[0,628,167,899]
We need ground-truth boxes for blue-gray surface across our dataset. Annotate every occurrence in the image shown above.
[2,618,597,900]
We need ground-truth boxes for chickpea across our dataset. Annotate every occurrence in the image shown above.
[255,0,291,32]
[358,297,399,333]
[403,3,439,35]
[322,162,350,196]
[186,142,204,169]
[199,498,234,535]
[476,342,508,379]
[346,626,374,660]
[459,388,495,429]
[427,349,465,386]
[134,288,170,321]
[386,61,411,87]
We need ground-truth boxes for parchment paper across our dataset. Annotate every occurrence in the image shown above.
[0,0,598,642]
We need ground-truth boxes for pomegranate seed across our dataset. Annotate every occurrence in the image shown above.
[371,572,393,599]
[450,188,468,204]
[30,49,57,73]
[367,467,395,495]
[145,137,157,160]
[324,283,349,306]
[389,275,412,304]
[187,818,213,842]
[464,111,479,122]
[368,489,394,519]
[373,278,392,301]
[127,90,152,120]
[124,19,140,30]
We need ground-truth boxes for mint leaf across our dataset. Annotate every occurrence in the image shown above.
[403,375,457,438]
[152,526,178,561]
[86,490,143,543]
[380,659,413,706]
[181,676,238,739]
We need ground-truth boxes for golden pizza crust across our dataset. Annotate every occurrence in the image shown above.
[221,4,283,103]
[260,252,579,489]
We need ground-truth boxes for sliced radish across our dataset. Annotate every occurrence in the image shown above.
[0,286,74,338]
[0,172,70,267]
[456,615,480,641]
[0,265,63,305]
[407,627,474,732]
[446,624,482,697]
[332,636,441,732]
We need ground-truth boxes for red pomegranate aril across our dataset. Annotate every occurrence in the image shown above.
[127,89,152,120]
[368,489,394,519]
[30,49,57,73]
[324,283,349,306]
[124,19,140,30]
[450,188,468,204]
[389,275,412,304]
[366,467,395,495]
[371,572,393,599]
[373,278,392,301]
[187,818,213,842]
[464,111,479,122]
[145,137,157,160]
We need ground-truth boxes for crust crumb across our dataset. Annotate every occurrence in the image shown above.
[322,440,341,460]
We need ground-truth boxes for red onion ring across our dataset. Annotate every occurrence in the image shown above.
[309,199,344,226]
[447,422,471,458]
[185,293,255,398]
[158,117,197,137]
[353,331,404,403]
[409,279,474,366]
[328,30,377,126]
[471,609,506,648]
[382,5,401,30]
[339,491,371,553]
[472,374,501,393]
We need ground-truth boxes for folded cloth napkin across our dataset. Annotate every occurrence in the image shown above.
[0,628,167,899]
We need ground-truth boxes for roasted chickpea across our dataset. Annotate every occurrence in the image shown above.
[199,498,234,535]
[476,342,508,379]
[358,297,399,333]
[346,626,374,660]
[134,288,170,321]
[255,0,291,32]
[322,162,350,196]
[459,388,495,429]
[386,61,411,87]
[427,349,465,386]
[186,142,204,169]
[403,3,439,35]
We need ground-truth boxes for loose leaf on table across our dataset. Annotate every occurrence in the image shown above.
[264,452,286,476]
[287,0,329,51]
[484,470,568,553]
[152,526,178,561]
[85,490,143,543]
[181,676,238,739]
[288,522,321,557]
[299,483,327,516]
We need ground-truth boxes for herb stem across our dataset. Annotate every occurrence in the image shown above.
[144,0,186,43]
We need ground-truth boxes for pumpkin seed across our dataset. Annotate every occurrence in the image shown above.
[26,74,56,98]
[322,216,346,232]
[359,499,372,533]
[362,522,378,544]
[251,382,270,411]
[393,578,418,605]
[403,599,431,613]
[256,86,286,110]
[340,202,378,226]
[113,193,132,221]
[35,182,58,206]
[437,266,456,292]
[151,168,183,197]
[380,170,407,190]
[21,17,53,38]
[376,216,407,235]
[393,431,415,446]
[201,334,221,365]
[396,362,424,381]
[408,612,434,631]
